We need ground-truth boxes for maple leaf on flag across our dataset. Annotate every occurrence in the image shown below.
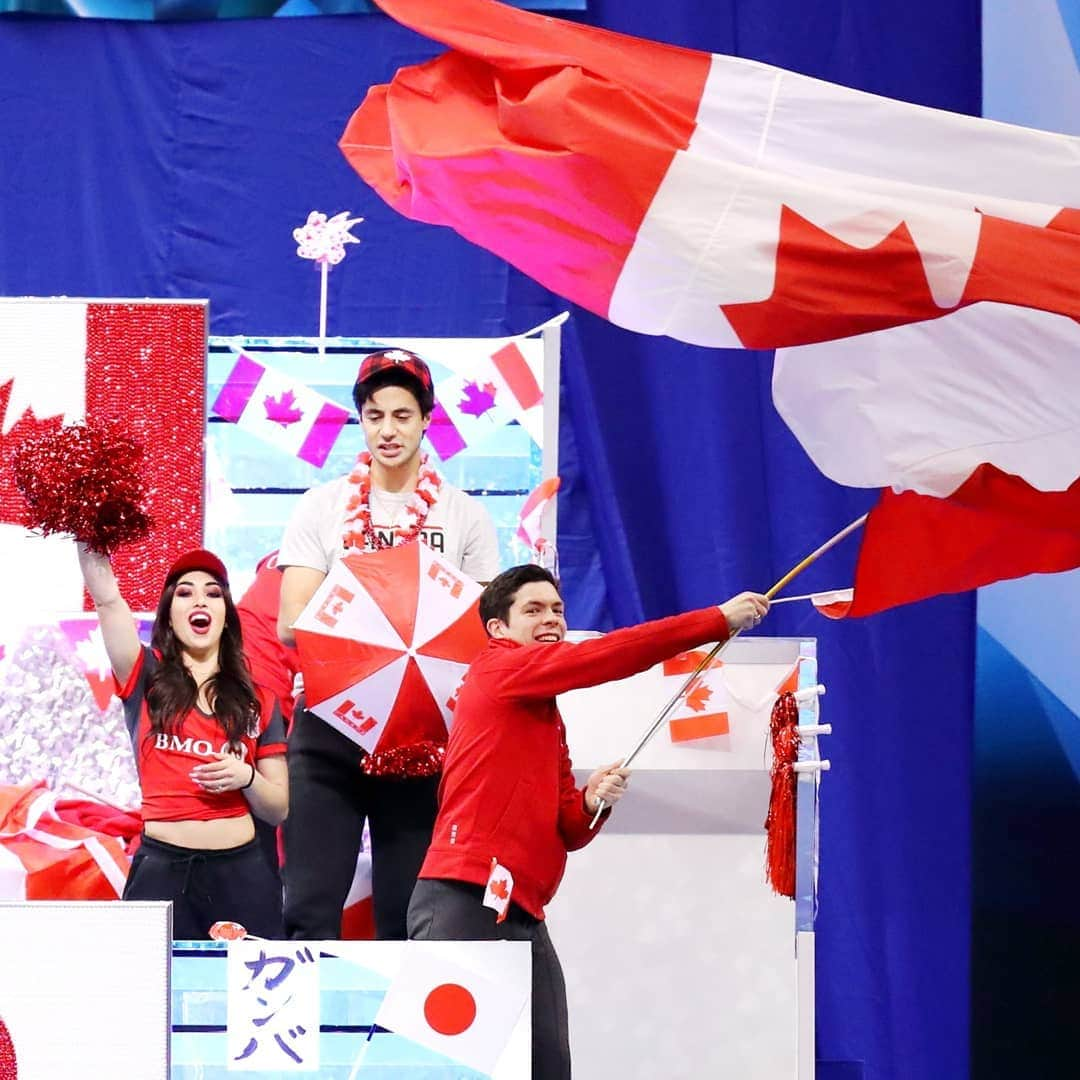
[263,389,305,427]
[685,680,713,713]
[74,626,113,681]
[489,878,510,901]
[459,380,498,418]
[0,377,64,527]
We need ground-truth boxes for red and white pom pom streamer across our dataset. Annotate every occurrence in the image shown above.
[12,419,153,555]
[764,691,800,898]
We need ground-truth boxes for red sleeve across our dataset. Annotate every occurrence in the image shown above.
[556,725,607,851]
[114,645,147,701]
[489,607,729,702]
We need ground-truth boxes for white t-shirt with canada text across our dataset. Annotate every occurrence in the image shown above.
[278,474,501,583]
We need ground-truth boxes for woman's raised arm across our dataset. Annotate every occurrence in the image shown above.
[77,543,142,687]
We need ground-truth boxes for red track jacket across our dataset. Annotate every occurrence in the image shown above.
[418,606,730,919]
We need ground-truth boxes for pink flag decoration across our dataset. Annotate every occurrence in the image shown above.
[425,339,545,462]
[57,614,154,712]
[213,352,350,468]
[340,0,1080,617]
[516,476,560,549]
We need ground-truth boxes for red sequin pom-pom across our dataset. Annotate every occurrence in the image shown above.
[13,419,153,555]
[361,740,446,779]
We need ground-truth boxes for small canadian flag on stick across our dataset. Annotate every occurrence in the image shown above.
[482,857,514,923]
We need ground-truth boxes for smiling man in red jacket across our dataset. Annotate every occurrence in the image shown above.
[407,563,769,1080]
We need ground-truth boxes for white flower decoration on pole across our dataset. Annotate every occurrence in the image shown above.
[293,210,363,359]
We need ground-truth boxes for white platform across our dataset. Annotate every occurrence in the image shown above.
[550,635,808,1080]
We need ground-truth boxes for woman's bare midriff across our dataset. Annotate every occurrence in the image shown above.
[144,814,255,850]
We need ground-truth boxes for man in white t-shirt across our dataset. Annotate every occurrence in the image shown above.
[277,348,501,940]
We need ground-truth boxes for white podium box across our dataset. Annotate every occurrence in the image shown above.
[551,635,820,1080]
[0,901,171,1080]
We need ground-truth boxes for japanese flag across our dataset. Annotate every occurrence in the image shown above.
[374,942,528,1075]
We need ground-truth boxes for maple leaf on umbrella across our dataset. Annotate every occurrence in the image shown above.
[684,679,714,713]
[0,377,64,526]
[263,389,305,427]
[489,878,510,901]
[459,380,498,418]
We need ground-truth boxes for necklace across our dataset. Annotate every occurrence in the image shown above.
[342,451,442,552]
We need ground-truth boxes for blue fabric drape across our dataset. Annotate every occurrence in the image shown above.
[0,7,977,1078]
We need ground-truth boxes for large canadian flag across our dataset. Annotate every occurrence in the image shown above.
[341,0,1080,615]
[0,299,206,616]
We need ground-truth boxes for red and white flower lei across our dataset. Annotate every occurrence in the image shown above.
[342,451,442,552]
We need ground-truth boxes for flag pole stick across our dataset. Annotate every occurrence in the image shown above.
[318,262,329,362]
[588,512,867,828]
[770,593,844,605]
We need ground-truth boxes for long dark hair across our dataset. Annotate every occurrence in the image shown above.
[146,574,260,748]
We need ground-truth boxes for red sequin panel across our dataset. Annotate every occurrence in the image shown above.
[85,303,206,611]
[0,1014,16,1080]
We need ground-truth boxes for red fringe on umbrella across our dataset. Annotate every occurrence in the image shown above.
[361,739,446,779]
[765,691,800,898]
[12,419,153,555]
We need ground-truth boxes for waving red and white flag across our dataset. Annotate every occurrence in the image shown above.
[772,590,855,620]
[516,476,560,550]
[0,783,130,901]
[341,0,1080,615]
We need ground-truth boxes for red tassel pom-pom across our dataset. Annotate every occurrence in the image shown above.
[12,419,154,555]
[765,691,800,899]
[361,740,445,779]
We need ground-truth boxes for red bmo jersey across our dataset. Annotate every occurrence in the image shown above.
[119,647,286,823]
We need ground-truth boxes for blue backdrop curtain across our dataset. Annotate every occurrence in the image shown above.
[0,6,977,1078]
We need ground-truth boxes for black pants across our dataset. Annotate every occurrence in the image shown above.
[124,833,284,940]
[282,708,439,941]
[408,878,572,1080]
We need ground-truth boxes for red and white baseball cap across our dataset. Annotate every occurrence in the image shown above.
[355,348,434,395]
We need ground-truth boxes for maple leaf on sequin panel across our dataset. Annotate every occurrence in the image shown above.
[684,680,713,713]
[264,389,305,427]
[458,380,497,418]
[0,378,63,526]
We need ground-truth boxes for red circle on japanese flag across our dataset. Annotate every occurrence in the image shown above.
[423,983,476,1036]
[0,1015,17,1080]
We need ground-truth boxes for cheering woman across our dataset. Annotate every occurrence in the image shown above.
[78,544,289,939]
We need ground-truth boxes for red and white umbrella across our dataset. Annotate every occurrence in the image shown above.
[292,541,488,754]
